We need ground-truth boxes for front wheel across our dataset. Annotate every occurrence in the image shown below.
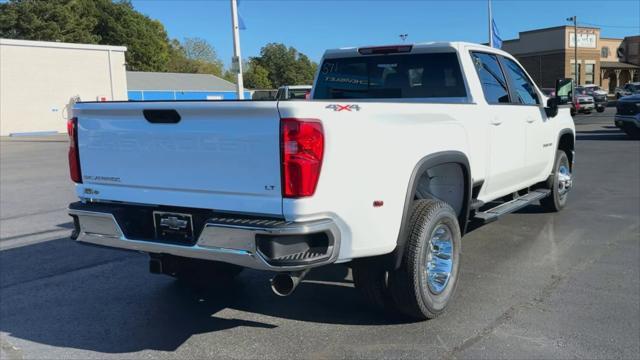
[541,150,572,212]
[596,107,605,113]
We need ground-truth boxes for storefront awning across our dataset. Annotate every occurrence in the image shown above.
[600,61,639,69]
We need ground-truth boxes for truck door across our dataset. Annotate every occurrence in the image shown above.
[499,56,554,182]
[470,52,527,198]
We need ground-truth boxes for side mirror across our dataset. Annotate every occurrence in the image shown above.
[555,78,573,105]
[545,96,559,118]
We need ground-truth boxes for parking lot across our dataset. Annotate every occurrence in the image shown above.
[1,107,638,359]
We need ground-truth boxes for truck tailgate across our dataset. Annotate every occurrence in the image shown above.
[73,101,283,216]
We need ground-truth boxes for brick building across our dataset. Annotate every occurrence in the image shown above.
[502,26,639,94]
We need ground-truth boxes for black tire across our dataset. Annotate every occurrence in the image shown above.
[388,199,461,320]
[623,126,640,140]
[570,108,576,116]
[596,107,605,113]
[157,254,243,289]
[541,150,572,212]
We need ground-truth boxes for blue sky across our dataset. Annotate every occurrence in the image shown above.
[132,0,639,66]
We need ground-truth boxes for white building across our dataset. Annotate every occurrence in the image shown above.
[0,38,127,136]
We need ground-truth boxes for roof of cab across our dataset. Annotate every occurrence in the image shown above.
[322,41,514,59]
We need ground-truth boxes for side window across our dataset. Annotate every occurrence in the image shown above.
[470,52,510,104]
[501,57,540,105]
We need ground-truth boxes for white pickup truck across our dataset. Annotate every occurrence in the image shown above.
[68,42,575,320]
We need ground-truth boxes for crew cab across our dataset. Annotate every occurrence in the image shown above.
[68,42,575,320]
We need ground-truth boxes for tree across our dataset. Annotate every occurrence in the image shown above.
[243,60,272,89]
[250,43,317,88]
[166,37,224,76]
[84,0,171,71]
[222,69,237,84]
[183,37,218,63]
[0,0,172,72]
[0,0,99,43]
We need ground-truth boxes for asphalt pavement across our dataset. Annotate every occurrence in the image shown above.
[1,107,638,359]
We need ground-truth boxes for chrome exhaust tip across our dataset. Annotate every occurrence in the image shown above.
[270,269,309,297]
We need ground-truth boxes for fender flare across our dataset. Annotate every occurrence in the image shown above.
[557,128,575,166]
[557,128,575,145]
[391,151,472,269]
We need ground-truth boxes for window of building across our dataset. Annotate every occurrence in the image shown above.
[470,52,510,104]
[601,47,609,58]
[501,57,540,105]
[585,64,595,84]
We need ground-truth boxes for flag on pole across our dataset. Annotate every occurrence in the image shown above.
[491,19,502,49]
[237,0,246,30]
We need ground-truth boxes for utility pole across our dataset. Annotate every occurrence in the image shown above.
[230,0,244,99]
[567,16,578,86]
[488,0,493,47]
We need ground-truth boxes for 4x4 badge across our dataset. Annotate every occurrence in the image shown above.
[325,104,361,112]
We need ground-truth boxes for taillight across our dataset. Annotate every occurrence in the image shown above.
[358,45,412,55]
[280,118,324,198]
[67,117,82,183]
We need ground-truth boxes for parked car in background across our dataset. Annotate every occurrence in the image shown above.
[615,82,640,99]
[571,93,595,116]
[275,85,312,100]
[615,94,640,139]
[577,85,607,113]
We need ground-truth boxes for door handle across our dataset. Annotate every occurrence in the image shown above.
[526,117,536,123]
[490,118,502,126]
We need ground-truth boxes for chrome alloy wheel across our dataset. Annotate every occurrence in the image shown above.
[426,224,454,295]
[558,164,572,197]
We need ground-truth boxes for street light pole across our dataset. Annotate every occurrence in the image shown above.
[567,16,578,86]
[230,0,244,100]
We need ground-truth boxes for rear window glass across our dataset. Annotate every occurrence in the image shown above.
[313,53,467,100]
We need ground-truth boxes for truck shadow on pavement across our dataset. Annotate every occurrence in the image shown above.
[0,237,401,353]
[576,129,636,141]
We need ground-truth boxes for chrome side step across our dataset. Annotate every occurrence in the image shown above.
[474,189,551,224]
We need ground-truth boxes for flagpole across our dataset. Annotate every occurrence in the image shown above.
[488,0,493,48]
[230,0,244,99]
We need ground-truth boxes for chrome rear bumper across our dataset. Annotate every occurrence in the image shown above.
[69,207,340,272]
